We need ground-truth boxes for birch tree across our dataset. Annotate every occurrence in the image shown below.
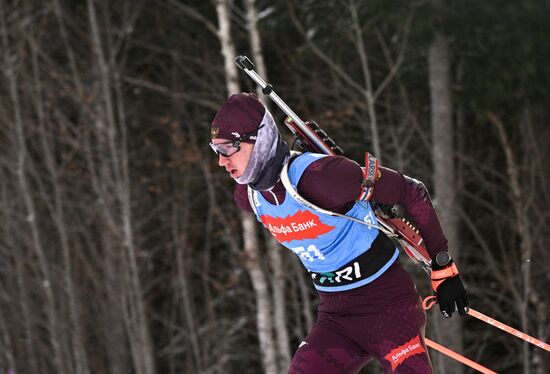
[243,0,292,370]
[1,3,67,373]
[428,28,464,374]
[215,1,278,372]
[85,1,155,372]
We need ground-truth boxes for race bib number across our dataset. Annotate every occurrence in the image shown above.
[363,210,377,229]
[290,244,325,262]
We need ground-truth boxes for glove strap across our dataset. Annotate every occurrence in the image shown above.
[431,263,459,291]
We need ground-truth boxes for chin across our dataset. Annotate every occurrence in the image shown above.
[230,170,242,179]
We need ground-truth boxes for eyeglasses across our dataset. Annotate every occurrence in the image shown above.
[209,125,263,157]
[209,139,242,157]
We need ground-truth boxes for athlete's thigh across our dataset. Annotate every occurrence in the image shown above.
[357,297,433,373]
[289,313,371,374]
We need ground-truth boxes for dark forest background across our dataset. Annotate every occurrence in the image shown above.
[0,0,549,373]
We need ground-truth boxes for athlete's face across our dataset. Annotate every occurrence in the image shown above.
[213,138,254,179]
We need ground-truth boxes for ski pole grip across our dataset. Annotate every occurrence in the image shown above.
[235,55,255,70]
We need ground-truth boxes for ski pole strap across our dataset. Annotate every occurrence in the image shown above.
[431,263,459,291]
[279,155,391,234]
[422,296,499,373]
[422,296,550,353]
[422,295,438,310]
[424,338,498,374]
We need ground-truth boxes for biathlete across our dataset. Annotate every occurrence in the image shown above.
[209,93,469,373]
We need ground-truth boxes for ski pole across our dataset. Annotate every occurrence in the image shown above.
[468,308,550,353]
[423,296,550,353]
[424,338,498,374]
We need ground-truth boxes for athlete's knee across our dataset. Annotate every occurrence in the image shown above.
[289,341,369,374]
[288,342,347,374]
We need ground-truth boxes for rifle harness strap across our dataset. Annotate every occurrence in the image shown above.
[279,153,394,236]
[358,152,380,201]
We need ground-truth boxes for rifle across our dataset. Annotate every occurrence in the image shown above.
[235,55,432,273]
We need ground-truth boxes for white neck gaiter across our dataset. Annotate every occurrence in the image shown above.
[236,108,279,185]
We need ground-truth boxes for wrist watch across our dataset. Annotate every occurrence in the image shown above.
[435,251,452,267]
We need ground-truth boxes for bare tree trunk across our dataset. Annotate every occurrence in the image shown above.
[244,0,292,369]
[86,1,155,372]
[0,5,66,373]
[27,14,90,373]
[521,108,549,374]
[1,174,38,374]
[176,241,204,372]
[0,185,22,373]
[428,31,463,374]
[487,112,534,374]
[267,237,292,369]
[241,213,278,374]
[349,0,381,160]
[215,1,278,372]
[173,177,204,373]
[52,0,84,98]
[14,243,38,373]
[100,232,131,374]
[292,256,314,334]
[244,0,267,101]
[0,313,16,372]
[215,0,239,95]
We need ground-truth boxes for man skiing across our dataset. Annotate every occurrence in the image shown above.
[210,92,469,373]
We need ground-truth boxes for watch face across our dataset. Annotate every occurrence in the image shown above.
[436,251,451,266]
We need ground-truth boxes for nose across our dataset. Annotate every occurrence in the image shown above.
[218,154,230,167]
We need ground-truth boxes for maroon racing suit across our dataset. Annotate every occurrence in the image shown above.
[235,155,446,373]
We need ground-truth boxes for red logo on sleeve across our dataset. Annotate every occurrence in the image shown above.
[384,335,426,371]
[260,210,335,243]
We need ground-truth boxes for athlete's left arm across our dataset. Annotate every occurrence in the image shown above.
[370,167,448,258]
[372,167,469,318]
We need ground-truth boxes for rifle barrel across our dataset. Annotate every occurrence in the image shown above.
[235,56,333,155]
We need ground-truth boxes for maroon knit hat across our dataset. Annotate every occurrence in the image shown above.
[211,93,266,143]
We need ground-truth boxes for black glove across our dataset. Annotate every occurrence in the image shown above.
[431,257,469,318]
